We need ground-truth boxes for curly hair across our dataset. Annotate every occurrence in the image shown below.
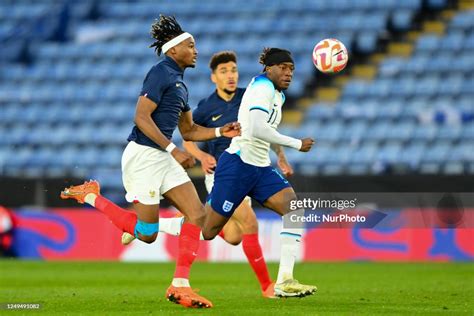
[209,51,237,71]
[149,15,184,56]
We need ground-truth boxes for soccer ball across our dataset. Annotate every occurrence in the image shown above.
[312,38,348,74]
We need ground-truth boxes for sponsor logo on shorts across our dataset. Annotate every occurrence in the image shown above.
[222,200,234,213]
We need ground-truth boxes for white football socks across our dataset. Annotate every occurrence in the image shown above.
[276,210,304,284]
[171,278,190,287]
[159,217,210,240]
[159,217,184,236]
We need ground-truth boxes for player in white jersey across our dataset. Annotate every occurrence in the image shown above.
[201,48,316,297]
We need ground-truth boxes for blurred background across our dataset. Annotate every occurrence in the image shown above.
[0,0,472,261]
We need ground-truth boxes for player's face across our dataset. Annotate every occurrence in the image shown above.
[268,62,294,91]
[174,37,198,68]
[211,61,238,94]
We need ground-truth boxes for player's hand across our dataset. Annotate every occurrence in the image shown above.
[220,122,241,138]
[278,158,294,177]
[200,153,217,174]
[299,138,315,152]
[171,148,196,169]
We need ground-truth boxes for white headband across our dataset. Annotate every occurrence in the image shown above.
[162,32,193,54]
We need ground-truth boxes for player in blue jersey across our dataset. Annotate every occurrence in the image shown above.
[60,15,240,308]
[159,51,294,298]
[199,48,317,297]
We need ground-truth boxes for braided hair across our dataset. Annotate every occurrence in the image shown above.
[259,47,272,66]
[149,15,184,56]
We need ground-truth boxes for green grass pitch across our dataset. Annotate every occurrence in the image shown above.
[1,261,473,315]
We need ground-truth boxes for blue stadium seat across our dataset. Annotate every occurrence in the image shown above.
[310,143,333,165]
[391,76,416,97]
[350,141,378,165]
[376,141,402,163]
[427,0,447,9]
[356,32,379,54]
[315,122,344,142]
[439,31,465,51]
[392,9,413,31]
[399,141,426,168]
[448,142,474,162]
[379,58,404,77]
[465,33,474,49]
[385,121,415,140]
[421,141,452,163]
[461,124,474,140]
[413,122,439,140]
[416,34,440,51]
[402,53,433,75]
[306,104,337,121]
[365,121,391,141]
[90,169,124,191]
[450,11,474,29]
[437,125,462,141]
[438,74,463,95]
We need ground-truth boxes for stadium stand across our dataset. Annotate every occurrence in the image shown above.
[0,0,472,200]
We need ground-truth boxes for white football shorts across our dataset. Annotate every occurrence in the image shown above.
[122,141,190,205]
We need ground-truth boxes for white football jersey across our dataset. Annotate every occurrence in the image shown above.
[227,74,285,167]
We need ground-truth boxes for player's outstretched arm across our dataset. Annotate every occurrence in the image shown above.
[249,109,314,152]
[183,141,216,174]
[178,111,241,141]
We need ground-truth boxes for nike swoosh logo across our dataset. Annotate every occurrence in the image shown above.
[212,114,223,121]
[192,252,198,257]
[254,256,263,262]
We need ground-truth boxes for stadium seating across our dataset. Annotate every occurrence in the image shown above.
[0,1,472,200]
[296,9,474,175]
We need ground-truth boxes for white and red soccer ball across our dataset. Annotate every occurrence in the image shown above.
[312,38,348,74]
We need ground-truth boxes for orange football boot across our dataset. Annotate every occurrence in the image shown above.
[165,285,213,308]
[60,180,100,204]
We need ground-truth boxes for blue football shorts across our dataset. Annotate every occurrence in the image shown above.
[208,151,291,217]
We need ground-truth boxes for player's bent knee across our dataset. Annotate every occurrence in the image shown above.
[134,220,159,244]
[279,191,298,213]
[226,236,242,246]
[284,192,298,205]
[243,221,259,234]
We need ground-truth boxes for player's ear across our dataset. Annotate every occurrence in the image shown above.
[265,65,272,75]
[210,72,217,84]
[169,46,177,56]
